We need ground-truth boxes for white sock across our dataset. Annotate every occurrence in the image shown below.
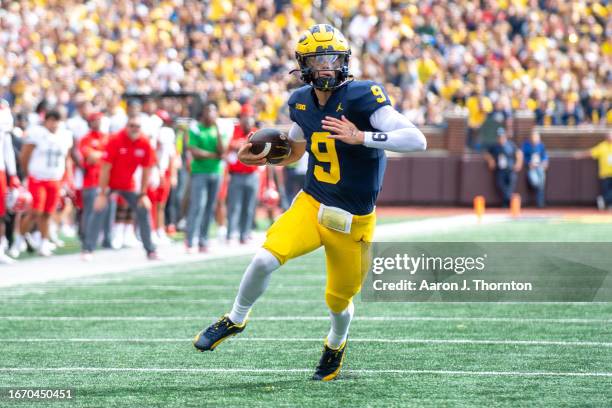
[49,222,58,239]
[228,248,280,324]
[12,234,23,247]
[327,301,354,350]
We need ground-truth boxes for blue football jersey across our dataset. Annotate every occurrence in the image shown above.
[288,80,391,215]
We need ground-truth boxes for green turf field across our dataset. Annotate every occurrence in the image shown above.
[1,218,611,407]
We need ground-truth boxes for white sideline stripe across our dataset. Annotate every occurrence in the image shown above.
[0,316,609,324]
[0,367,610,378]
[3,284,324,292]
[3,338,610,347]
[0,299,317,305]
[1,214,506,288]
[1,299,610,305]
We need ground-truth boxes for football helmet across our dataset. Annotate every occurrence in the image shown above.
[261,187,280,208]
[6,187,32,214]
[295,24,351,91]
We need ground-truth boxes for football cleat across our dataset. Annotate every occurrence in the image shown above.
[0,251,16,265]
[38,240,54,257]
[312,338,348,381]
[146,251,161,261]
[80,251,93,262]
[193,315,247,351]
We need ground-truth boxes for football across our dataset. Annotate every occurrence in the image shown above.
[248,128,291,164]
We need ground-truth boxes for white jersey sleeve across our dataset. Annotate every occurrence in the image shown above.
[0,101,16,174]
[156,126,176,173]
[364,105,427,152]
[2,131,17,176]
[288,122,305,142]
[66,115,89,141]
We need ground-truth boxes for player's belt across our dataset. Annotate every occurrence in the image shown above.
[317,204,353,234]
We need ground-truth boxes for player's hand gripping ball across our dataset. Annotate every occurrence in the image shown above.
[248,128,291,165]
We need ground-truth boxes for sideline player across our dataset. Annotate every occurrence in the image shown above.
[193,24,426,380]
[10,110,72,257]
[0,99,22,263]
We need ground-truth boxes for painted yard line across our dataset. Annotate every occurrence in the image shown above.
[0,316,609,324]
[0,299,316,305]
[0,367,610,378]
[1,214,506,289]
[0,242,263,288]
[2,284,324,292]
[3,273,326,286]
[0,274,326,293]
[3,338,610,347]
[1,299,610,305]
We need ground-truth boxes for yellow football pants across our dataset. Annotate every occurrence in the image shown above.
[263,191,376,313]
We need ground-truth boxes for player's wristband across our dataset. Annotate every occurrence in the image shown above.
[363,128,427,152]
[363,131,389,148]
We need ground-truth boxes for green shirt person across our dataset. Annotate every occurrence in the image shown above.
[188,107,225,175]
[185,102,227,251]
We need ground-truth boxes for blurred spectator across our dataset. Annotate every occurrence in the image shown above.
[226,104,259,244]
[165,118,190,234]
[82,114,158,260]
[0,1,607,129]
[466,89,493,150]
[185,102,226,253]
[575,131,612,210]
[148,110,177,245]
[66,97,91,141]
[521,131,548,208]
[485,128,523,208]
[481,96,513,148]
[348,3,378,50]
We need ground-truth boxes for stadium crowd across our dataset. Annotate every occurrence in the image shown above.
[0,0,610,127]
[0,0,610,262]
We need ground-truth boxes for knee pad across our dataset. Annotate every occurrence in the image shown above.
[250,248,280,277]
[325,292,352,314]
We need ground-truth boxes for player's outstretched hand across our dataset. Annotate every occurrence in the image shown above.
[322,115,364,145]
[237,142,268,166]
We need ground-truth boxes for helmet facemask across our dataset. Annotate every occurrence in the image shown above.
[296,51,350,92]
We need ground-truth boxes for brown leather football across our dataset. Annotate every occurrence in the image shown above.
[248,128,291,165]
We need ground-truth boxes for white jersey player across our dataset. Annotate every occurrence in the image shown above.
[9,110,73,258]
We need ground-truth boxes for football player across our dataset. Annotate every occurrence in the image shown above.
[10,110,73,257]
[193,24,427,381]
[0,99,22,264]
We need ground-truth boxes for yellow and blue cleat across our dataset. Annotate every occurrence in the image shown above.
[312,338,347,381]
[193,315,247,351]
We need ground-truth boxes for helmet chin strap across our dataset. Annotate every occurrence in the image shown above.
[290,62,352,91]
